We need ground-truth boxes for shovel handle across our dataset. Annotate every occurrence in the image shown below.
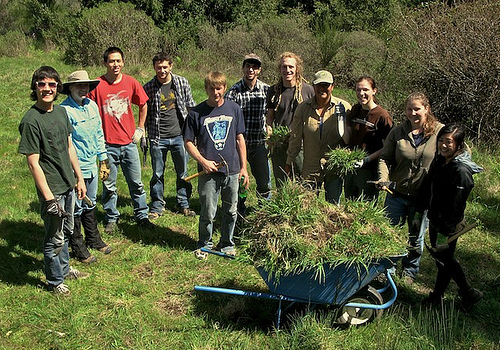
[183,163,224,182]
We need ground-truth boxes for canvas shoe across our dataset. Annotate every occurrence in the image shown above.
[50,283,70,295]
[65,267,90,280]
[98,245,112,254]
[79,255,97,264]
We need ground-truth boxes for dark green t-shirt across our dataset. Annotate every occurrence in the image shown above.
[18,105,76,195]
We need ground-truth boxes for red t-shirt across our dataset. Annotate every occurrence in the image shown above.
[89,74,148,145]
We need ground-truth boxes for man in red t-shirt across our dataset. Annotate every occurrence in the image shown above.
[89,46,153,233]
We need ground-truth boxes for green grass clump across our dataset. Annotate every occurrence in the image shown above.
[266,125,290,152]
[326,148,367,177]
[239,181,407,281]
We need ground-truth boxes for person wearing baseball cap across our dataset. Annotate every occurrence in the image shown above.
[286,69,352,203]
[61,70,112,264]
[225,53,271,217]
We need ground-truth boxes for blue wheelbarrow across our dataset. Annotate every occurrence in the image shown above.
[195,249,405,328]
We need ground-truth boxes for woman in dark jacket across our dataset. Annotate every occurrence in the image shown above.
[423,123,483,311]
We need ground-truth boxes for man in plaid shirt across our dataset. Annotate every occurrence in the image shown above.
[225,53,271,216]
[143,52,196,219]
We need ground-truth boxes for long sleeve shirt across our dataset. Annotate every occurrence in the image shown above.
[61,96,107,178]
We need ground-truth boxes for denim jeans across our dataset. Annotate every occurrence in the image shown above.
[270,142,303,188]
[103,143,148,222]
[384,193,429,279]
[149,135,192,213]
[74,175,98,216]
[238,144,272,215]
[198,173,238,251]
[40,189,74,287]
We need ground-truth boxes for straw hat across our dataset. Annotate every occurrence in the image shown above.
[62,70,100,95]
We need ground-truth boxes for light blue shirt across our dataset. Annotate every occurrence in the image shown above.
[61,96,107,178]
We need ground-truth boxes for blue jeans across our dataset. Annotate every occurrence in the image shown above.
[149,136,192,213]
[198,173,238,251]
[40,189,74,287]
[238,144,272,215]
[103,143,148,223]
[270,142,303,188]
[75,175,98,216]
[384,193,429,279]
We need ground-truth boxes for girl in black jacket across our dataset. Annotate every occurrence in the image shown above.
[423,123,483,311]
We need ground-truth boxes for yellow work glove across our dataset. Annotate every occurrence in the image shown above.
[99,159,110,181]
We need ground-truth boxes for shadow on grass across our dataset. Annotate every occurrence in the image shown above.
[0,219,44,286]
[118,219,197,251]
[192,278,278,331]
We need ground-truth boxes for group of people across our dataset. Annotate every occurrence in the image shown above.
[18,47,483,311]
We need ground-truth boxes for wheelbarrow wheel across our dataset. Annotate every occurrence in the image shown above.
[336,286,383,326]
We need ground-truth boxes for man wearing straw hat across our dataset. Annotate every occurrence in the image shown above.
[61,70,113,264]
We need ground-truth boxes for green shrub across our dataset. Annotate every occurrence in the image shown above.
[185,13,322,82]
[329,31,387,88]
[0,31,31,57]
[383,0,500,141]
[65,2,162,66]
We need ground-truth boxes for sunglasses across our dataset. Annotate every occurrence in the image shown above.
[36,81,58,89]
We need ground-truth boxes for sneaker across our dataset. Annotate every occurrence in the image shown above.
[98,245,112,254]
[50,283,70,295]
[460,288,483,312]
[148,212,161,220]
[65,267,90,280]
[104,221,117,234]
[220,247,237,257]
[138,218,155,230]
[79,255,97,264]
[194,249,208,260]
[180,207,196,217]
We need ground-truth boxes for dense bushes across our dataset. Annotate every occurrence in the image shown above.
[384,0,500,141]
[64,2,162,66]
[181,13,321,82]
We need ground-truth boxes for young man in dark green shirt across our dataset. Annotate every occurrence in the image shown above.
[18,66,88,295]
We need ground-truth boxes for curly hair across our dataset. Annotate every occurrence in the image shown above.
[405,92,439,138]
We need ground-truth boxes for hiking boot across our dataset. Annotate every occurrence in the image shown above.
[460,288,483,312]
[138,218,155,230]
[97,245,112,254]
[79,255,97,264]
[49,283,70,295]
[422,291,443,307]
[104,222,117,235]
[65,267,90,280]
[148,212,161,220]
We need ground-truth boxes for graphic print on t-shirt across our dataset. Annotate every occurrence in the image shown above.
[103,91,130,121]
[160,83,175,112]
[203,115,233,151]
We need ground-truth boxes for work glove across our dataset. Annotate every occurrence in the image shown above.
[354,156,371,169]
[99,159,110,181]
[46,199,70,219]
[132,127,145,144]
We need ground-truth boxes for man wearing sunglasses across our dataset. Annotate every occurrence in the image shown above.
[18,66,89,295]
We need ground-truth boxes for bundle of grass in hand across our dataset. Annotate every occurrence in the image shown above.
[266,125,290,152]
[326,147,367,177]
[239,181,407,282]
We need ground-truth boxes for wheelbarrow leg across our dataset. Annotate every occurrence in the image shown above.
[276,298,283,330]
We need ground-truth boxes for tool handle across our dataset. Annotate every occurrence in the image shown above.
[183,170,207,182]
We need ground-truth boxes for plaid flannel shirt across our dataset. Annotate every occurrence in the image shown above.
[143,73,195,144]
[225,79,269,148]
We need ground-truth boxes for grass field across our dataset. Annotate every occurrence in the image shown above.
[0,50,499,349]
